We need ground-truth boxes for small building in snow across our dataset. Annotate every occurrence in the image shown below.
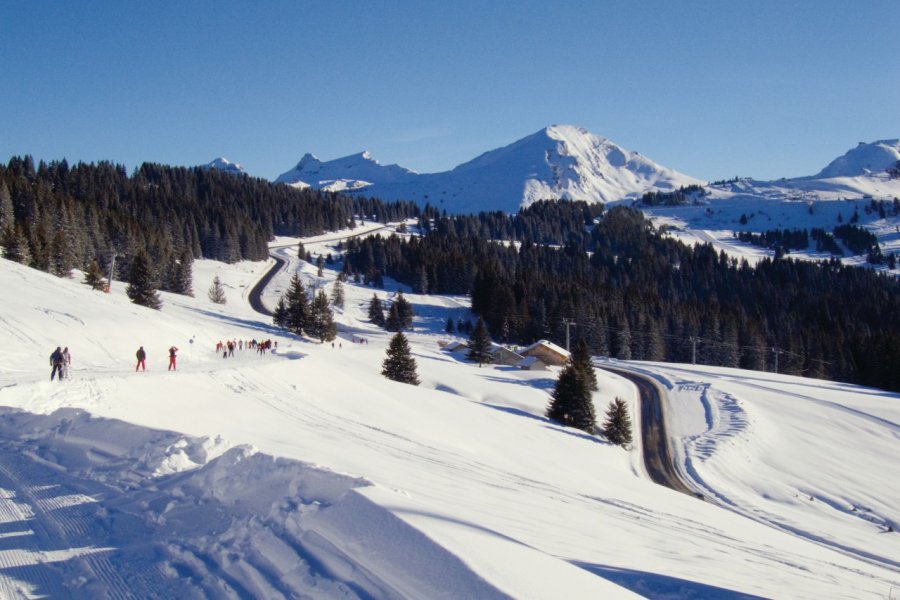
[444,341,469,354]
[489,345,525,366]
[520,339,570,366]
[516,356,548,371]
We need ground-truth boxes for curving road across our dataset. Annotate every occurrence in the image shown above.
[248,253,286,316]
[248,224,393,318]
[596,364,698,497]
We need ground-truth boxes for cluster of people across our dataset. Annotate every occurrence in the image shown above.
[216,338,276,358]
[49,346,72,381]
[134,345,178,371]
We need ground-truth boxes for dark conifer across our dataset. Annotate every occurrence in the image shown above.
[126,249,162,309]
[172,250,194,296]
[272,296,288,329]
[307,289,337,342]
[385,302,404,332]
[466,317,493,367]
[83,260,106,291]
[546,362,595,432]
[381,332,420,385]
[284,273,309,335]
[603,397,633,446]
[571,338,599,391]
[368,294,385,326]
[445,317,455,333]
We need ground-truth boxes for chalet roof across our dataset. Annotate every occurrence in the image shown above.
[520,339,570,358]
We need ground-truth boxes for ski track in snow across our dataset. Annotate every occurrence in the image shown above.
[651,365,900,576]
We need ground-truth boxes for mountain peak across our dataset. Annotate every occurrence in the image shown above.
[816,139,900,178]
[204,157,246,175]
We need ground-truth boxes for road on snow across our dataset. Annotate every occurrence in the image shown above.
[596,364,697,497]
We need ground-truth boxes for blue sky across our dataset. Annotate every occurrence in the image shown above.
[1,1,897,181]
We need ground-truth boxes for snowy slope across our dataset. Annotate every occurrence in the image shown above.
[203,156,247,175]
[275,125,702,213]
[0,236,898,598]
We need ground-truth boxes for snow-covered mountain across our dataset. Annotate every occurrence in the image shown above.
[203,157,246,175]
[815,139,900,179]
[275,151,417,193]
[275,125,703,213]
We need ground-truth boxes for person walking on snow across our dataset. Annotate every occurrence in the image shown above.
[168,346,178,371]
[49,347,64,381]
[61,347,72,380]
[136,346,147,371]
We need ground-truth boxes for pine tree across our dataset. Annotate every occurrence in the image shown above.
[571,338,599,391]
[284,273,309,335]
[83,260,107,291]
[307,289,337,342]
[381,332,420,385]
[385,302,404,332]
[0,180,13,233]
[126,249,162,309]
[272,296,288,329]
[330,279,345,309]
[2,225,31,265]
[368,294,385,326]
[387,291,414,331]
[466,317,493,366]
[603,397,633,446]
[172,249,194,296]
[208,275,227,304]
[445,317,455,333]
[546,362,595,432]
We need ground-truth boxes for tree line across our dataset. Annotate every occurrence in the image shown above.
[346,204,900,392]
[0,155,420,292]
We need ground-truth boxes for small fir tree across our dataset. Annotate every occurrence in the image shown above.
[284,273,310,336]
[368,294,385,326]
[83,260,107,291]
[126,249,162,310]
[571,338,599,391]
[466,317,493,366]
[208,275,227,304]
[445,317,455,333]
[546,362,595,432]
[603,397,633,446]
[1,226,31,265]
[172,249,194,296]
[385,302,404,332]
[272,296,288,329]
[381,332,420,385]
[307,289,337,342]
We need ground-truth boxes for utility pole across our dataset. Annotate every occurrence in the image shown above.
[772,347,782,373]
[690,336,697,365]
[562,318,573,352]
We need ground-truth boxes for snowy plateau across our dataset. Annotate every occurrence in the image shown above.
[0,221,898,599]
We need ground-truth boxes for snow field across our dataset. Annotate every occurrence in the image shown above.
[0,225,898,598]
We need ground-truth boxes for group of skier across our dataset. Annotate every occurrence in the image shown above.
[50,337,280,380]
[217,338,276,358]
[48,346,72,381]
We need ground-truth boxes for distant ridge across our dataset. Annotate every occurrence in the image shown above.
[275,125,702,213]
[204,157,246,176]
